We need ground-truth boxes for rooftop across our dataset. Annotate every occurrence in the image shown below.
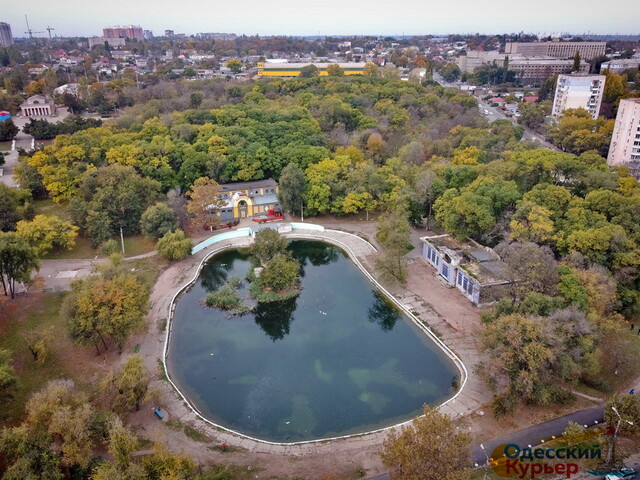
[219,178,277,192]
[421,234,513,285]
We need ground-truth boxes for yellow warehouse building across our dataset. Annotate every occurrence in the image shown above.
[257,62,367,77]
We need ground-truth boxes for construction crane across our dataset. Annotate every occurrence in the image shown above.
[46,26,55,41]
[24,15,44,39]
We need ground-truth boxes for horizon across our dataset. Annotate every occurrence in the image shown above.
[2,0,639,39]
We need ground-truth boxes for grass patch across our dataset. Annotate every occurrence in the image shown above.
[0,292,73,424]
[42,235,98,260]
[205,277,251,314]
[33,198,72,221]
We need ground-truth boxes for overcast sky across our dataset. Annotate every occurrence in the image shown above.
[3,0,638,38]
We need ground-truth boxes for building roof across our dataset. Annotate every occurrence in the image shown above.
[421,234,513,286]
[261,62,367,68]
[219,178,277,192]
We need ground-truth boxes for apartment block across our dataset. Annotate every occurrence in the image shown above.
[0,22,13,47]
[608,98,640,178]
[552,74,605,119]
[505,41,606,60]
[103,25,144,41]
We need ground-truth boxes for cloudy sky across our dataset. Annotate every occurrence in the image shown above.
[3,0,638,38]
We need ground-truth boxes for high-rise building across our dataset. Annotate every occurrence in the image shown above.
[607,98,640,178]
[505,41,606,60]
[102,25,144,41]
[0,22,13,47]
[551,74,606,119]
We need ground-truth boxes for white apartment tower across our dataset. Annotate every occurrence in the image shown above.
[607,98,640,177]
[552,74,605,119]
[0,22,13,47]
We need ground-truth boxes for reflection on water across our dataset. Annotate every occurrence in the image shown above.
[254,297,297,341]
[168,240,458,442]
[367,291,400,332]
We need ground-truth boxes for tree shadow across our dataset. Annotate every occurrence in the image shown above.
[254,297,297,342]
[367,291,400,332]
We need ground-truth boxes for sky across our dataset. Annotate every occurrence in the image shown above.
[3,0,639,38]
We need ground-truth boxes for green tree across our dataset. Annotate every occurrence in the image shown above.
[299,64,319,78]
[380,405,472,480]
[25,379,95,477]
[225,59,243,74]
[101,354,149,414]
[189,92,203,108]
[0,184,25,232]
[0,232,40,299]
[15,215,78,257]
[572,50,581,72]
[90,416,143,480]
[0,119,19,141]
[479,314,553,411]
[251,228,289,267]
[67,269,149,353]
[258,253,300,292]
[326,64,345,76]
[278,163,307,218]
[440,63,461,82]
[157,229,192,261]
[139,203,178,240]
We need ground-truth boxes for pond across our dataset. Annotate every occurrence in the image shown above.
[167,240,459,443]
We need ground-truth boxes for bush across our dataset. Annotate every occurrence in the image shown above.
[157,230,192,261]
[580,377,613,393]
[99,239,120,255]
[258,253,299,292]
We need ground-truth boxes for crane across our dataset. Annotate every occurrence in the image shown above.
[24,15,44,39]
[46,26,55,41]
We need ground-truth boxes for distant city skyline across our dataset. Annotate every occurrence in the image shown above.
[3,0,638,39]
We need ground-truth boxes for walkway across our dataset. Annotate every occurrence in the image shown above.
[125,220,494,478]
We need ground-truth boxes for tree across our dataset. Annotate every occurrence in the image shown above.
[225,59,243,74]
[326,64,345,76]
[299,64,319,78]
[258,253,300,292]
[380,405,472,480]
[189,92,203,108]
[479,314,554,412]
[101,354,149,414]
[67,269,149,353]
[251,228,289,267]
[139,203,178,240]
[0,184,24,232]
[185,177,224,230]
[90,416,143,480]
[0,232,40,299]
[25,379,95,477]
[157,229,192,261]
[0,119,18,141]
[495,241,559,298]
[362,62,379,77]
[15,215,78,257]
[23,326,54,364]
[278,163,307,218]
[440,63,461,82]
[572,50,581,72]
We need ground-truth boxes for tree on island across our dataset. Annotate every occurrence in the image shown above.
[251,228,289,267]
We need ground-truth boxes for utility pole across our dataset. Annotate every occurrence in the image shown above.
[120,227,125,254]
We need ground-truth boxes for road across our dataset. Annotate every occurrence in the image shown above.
[365,404,608,480]
[433,74,560,151]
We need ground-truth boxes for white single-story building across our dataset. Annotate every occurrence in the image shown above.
[421,234,514,306]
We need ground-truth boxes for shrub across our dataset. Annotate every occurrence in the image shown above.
[157,229,192,261]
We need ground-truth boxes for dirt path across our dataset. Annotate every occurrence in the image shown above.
[121,219,499,479]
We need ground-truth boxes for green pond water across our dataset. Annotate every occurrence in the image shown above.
[167,240,459,442]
